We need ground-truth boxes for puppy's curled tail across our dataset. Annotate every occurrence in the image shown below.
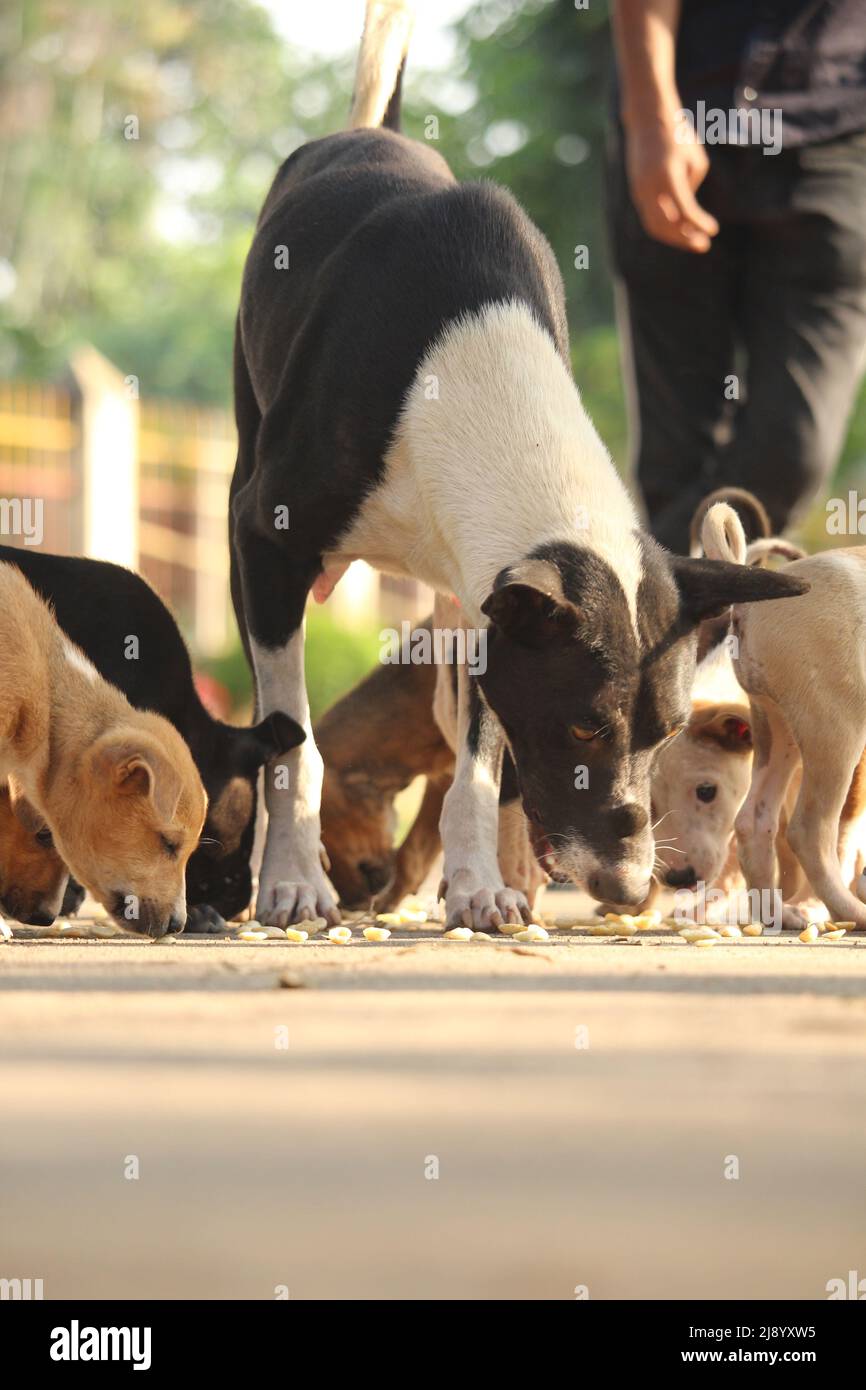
[349,1,415,132]
[689,486,771,557]
[745,537,807,569]
[701,503,749,566]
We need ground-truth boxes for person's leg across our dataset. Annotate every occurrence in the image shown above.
[604,126,740,552]
[724,133,866,530]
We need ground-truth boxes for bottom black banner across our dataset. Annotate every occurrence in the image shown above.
[4,1298,861,1374]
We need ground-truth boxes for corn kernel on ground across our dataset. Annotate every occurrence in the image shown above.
[512,925,549,943]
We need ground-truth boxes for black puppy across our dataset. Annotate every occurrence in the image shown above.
[0,546,302,929]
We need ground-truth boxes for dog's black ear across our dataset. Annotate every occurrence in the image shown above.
[482,559,579,648]
[237,711,306,771]
[671,555,810,624]
[482,583,579,648]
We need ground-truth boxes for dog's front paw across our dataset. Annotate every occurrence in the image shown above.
[257,871,340,927]
[185,904,228,935]
[440,874,530,931]
[61,878,86,917]
[780,903,810,932]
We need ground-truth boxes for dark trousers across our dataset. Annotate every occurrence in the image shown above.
[605,126,866,554]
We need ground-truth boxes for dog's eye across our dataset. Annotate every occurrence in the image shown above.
[696,784,717,803]
[35,827,53,848]
[569,724,598,743]
[160,835,180,858]
[663,725,685,743]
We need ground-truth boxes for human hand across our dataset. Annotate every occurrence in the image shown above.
[624,114,719,253]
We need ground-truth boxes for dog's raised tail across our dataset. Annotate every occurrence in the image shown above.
[701,503,749,566]
[689,486,771,557]
[349,1,415,131]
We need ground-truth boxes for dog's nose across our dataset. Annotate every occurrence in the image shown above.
[359,860,392,895]
[665,865,698,889]
[609,803,649,839]
[588,869,651,908]
[28,910,56,927]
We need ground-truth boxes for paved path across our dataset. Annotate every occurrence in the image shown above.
[2,906,865,1299]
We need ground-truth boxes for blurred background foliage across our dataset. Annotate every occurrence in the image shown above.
[3,0,864,474]
[0,0,641,476]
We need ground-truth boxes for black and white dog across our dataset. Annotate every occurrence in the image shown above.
[230,0,806,929]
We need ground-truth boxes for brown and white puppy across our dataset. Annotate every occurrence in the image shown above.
[651,639,753,891]
[0,562,207,938]
[317,616,547,914]
[701,503,866,927]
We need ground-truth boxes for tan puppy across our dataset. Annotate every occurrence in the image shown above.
[701,503,866,927]
[316,635,454,908]
[0,562,206,938]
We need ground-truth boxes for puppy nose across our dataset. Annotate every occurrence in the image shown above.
[359,860,392,895]
[28,910,56,927]
[588,869,649,908]
[609,803,649,839]
[168,913,186,936]
[666,865,698,889]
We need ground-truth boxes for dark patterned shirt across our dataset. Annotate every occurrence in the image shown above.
[675,0,866,145]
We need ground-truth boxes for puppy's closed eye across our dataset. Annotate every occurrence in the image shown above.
[160,835,181,858]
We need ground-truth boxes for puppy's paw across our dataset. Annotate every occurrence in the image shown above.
[257,872,340,928]
[185,904,228,935]
[442,881,530,931]
[781,903,809,932]
[61,878,86,918]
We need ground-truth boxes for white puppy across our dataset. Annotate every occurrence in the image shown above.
[703,503,866,927]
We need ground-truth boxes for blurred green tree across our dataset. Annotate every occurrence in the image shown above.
[0,0,350,398]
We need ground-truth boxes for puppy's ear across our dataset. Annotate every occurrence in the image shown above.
[670,554,809,624]
[691,708,753,754]
[236,711,306,772]
[93,735,180,821]
[7,779,46,834]
[482,560,579,648]
[207,777,254,854]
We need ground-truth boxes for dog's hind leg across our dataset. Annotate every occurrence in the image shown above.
[734,695,799,924]
[786,725,866,928]
[836,746,866,894]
